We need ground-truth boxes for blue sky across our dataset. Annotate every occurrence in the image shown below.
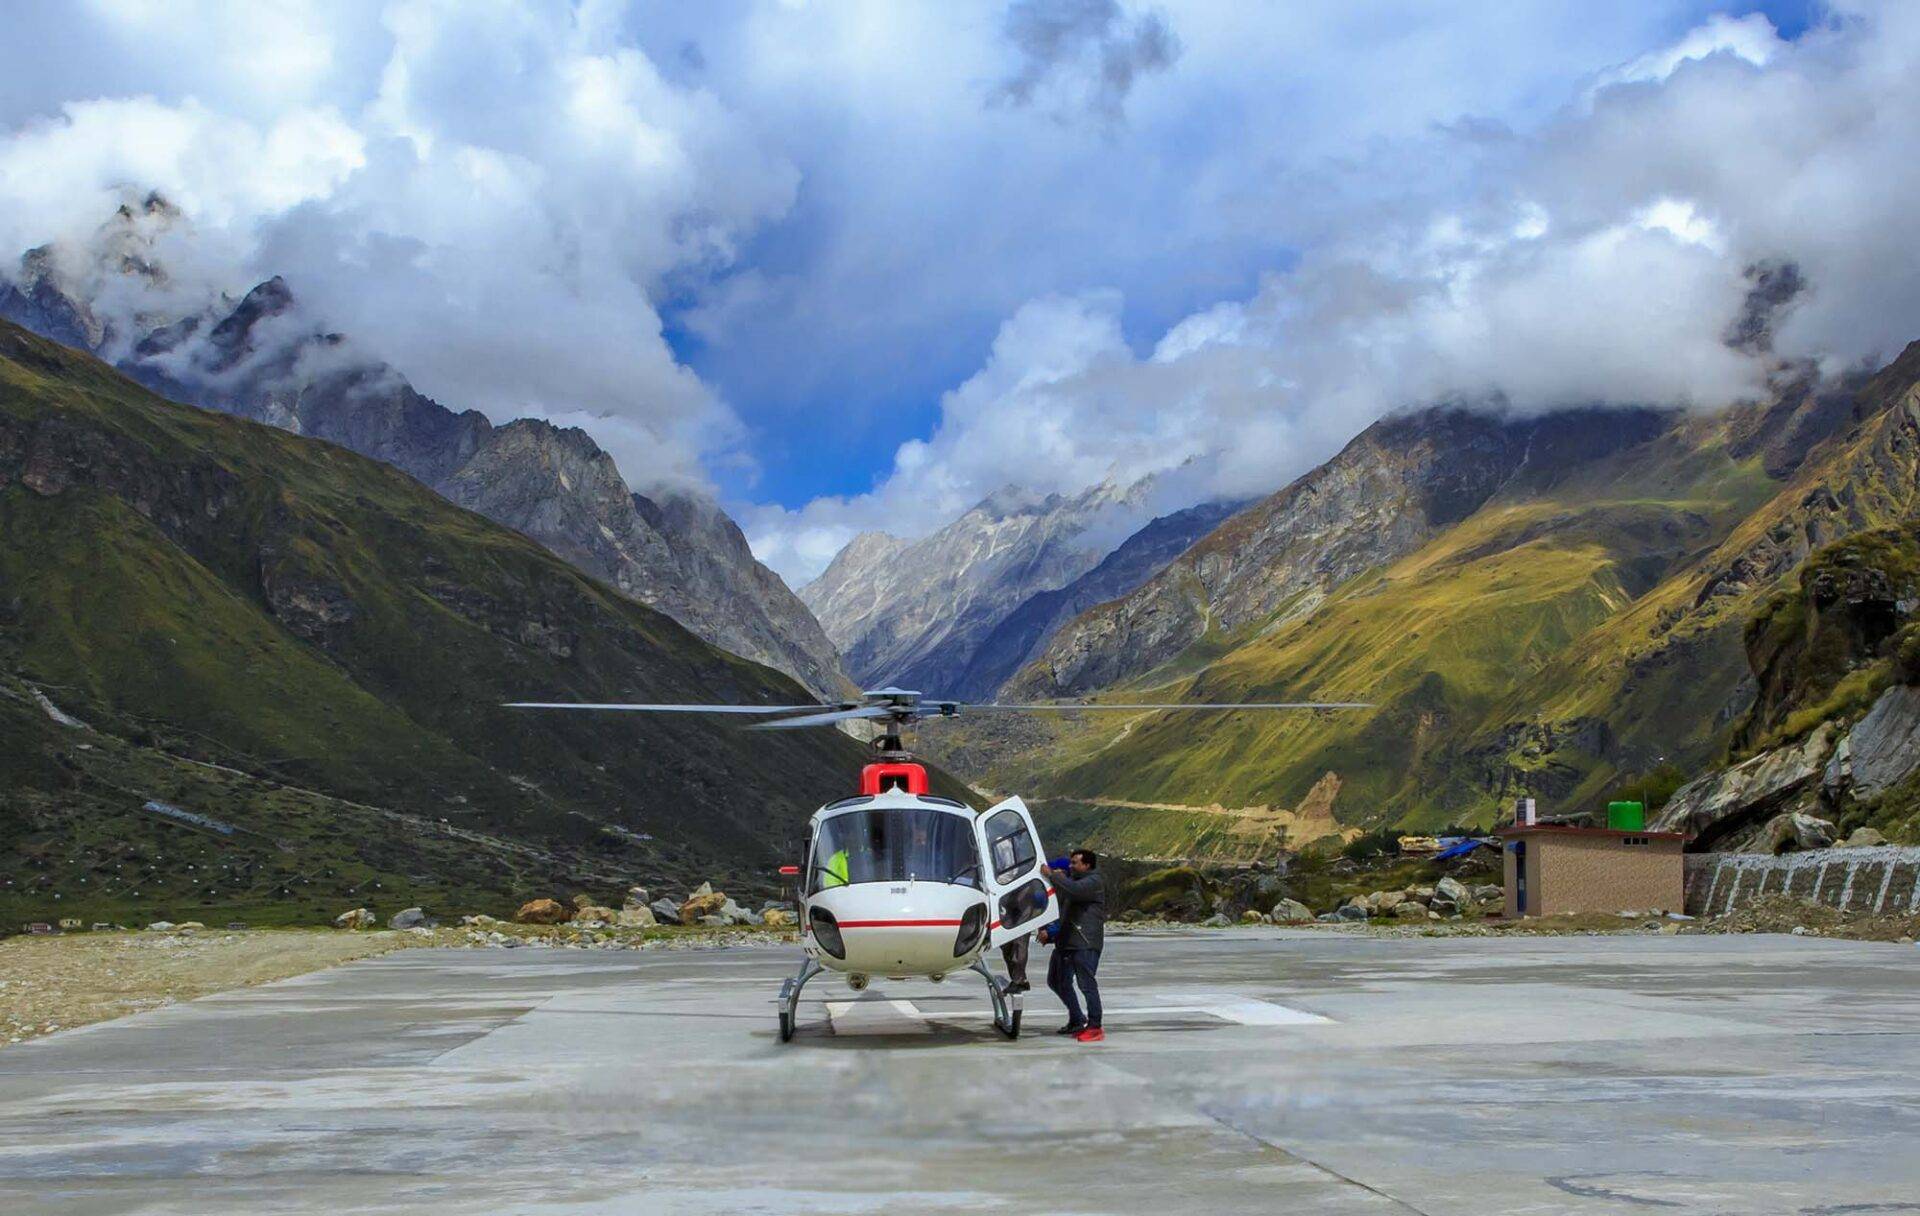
[4,1,1916,584]
[648,0,1822,513]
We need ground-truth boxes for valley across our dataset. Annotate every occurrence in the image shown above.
[0,321,913,927]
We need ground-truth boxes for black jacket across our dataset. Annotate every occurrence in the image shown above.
[1051,868,1105,952]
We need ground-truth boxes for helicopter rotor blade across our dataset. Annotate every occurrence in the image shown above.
[746,705,898,730]
[502,702,837,713]
[954,701,1373,711]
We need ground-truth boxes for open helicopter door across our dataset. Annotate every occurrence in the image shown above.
[977,796,1059,949]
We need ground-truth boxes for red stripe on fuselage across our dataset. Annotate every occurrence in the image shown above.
[837,918,964,928]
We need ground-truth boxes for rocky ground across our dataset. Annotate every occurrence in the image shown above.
[0,929,402,1048]
[0,917,797,1051]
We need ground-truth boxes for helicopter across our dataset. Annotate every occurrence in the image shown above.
[505,687,1367,1041]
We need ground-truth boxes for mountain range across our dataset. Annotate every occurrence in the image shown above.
[0,319,917,927]
[887,343,1920,858]
[800,477,1236,700]
[0,195,846,698]
[15,198,1920,871]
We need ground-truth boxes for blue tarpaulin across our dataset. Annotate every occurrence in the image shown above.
[1432,838,1488,861]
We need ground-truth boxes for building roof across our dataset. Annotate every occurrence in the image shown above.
[1495,823,1688,843]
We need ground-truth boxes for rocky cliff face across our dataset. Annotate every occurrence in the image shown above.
[947,499,1242,700]
[1010,408,1670,699]
[801,479,1154,692]
[0,211,846,697]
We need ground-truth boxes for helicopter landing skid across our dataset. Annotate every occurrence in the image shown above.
[969,958,1023,1039]
[778,956,823,1042]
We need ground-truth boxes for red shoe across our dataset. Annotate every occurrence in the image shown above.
[1074,1026,1105,1043]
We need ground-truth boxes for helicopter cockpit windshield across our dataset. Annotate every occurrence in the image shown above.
[812,807,981,892]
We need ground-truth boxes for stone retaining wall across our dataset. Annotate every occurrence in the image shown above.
[1684,847,1920,918]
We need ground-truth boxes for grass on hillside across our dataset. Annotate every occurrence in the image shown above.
[0,320,887,928]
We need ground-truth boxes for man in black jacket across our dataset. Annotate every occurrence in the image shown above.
[1041,849,1105,1042]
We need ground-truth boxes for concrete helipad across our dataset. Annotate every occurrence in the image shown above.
[3,929,1918,1214]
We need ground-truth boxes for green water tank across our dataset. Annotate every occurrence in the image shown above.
[1606,800,1646,830]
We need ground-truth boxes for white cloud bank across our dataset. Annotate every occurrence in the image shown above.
[747,2,1920,583]
[0,0,797,489]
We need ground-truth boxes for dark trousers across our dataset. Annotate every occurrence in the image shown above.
[1000,936,1028,985]
[1045,945,1068,1005]
[1057,947,1102,1028]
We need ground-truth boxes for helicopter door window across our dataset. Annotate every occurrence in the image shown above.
[983,809,1036,885]
[998,876,1048,934]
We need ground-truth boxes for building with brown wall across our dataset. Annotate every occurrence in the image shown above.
[1496,825,1687,918]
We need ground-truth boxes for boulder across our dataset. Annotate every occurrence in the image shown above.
[623,886,651,911]
[462,914,502,928]
[1651,724,1835,848]
[146,921,176,932]
[1241,909,1264,923]
[616,906,658,928]
[763,908,796,928]
[1845,686,1920,798]
[1270,898,1314,924]
[333,908,375,930]
[388,907,428,930]
[1428,899,1459,917]
[1841,826,1889,848]
[1316,912,1340,923]
[689,881,714,899]
[738,909,766,926]
[1823,732,1853,800]
[571,894,599,911]
[515,898,573,925]
[1435,877,1471,907]
[1333,904,1368,922]
[718,898,748,923]
[1200,912,1232,927]
[649,897,683,925]
[1372,890,1407,914]
[1765,811,1838,854]
[176,921,206,932]
[1393,901,1428,919]
[1471,884,1503,902]
[681,891,728,923]
[698,915,728,927]
[573,905,617,925]
[1118,865,1214,921]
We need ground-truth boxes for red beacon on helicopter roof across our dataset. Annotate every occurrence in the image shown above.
[860,761,928,795]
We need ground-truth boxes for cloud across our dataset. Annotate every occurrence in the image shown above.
[991,0,1181,125]
[747,3,1920,582]
[1592,11,1784,91]
[0,0,796,491]
[8,3,1920,594]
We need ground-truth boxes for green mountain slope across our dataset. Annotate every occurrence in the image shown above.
[932,345,1920,857]
[0,321,888,926]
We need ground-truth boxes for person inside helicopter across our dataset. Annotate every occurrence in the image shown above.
[810,807,982,892]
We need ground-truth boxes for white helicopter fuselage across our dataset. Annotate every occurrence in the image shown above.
[803,879,987,977]
[794,787,1058,986]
